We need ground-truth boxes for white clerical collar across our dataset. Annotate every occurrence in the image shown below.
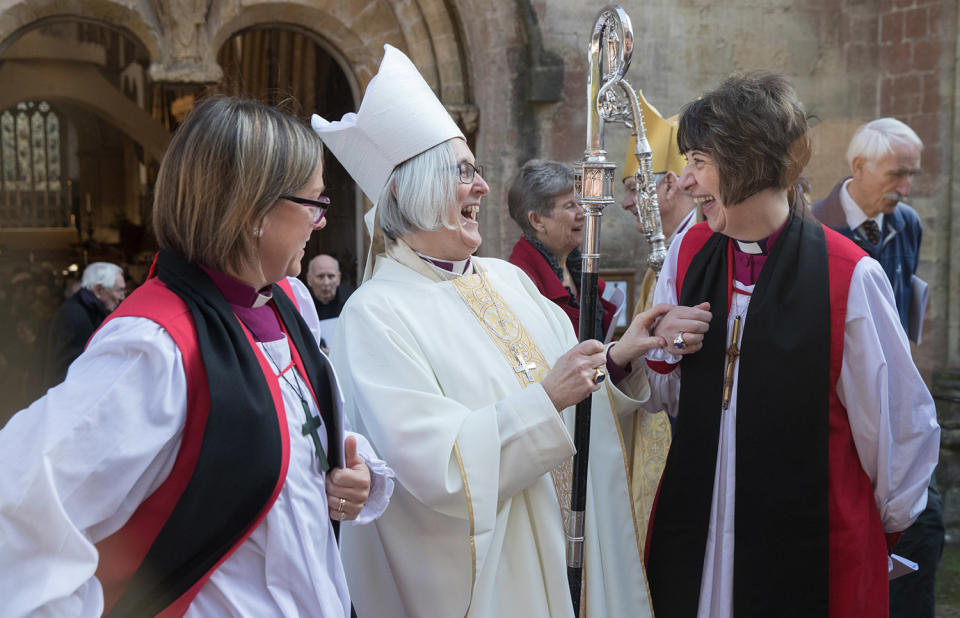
[252,291,272,308]
[840,178,884,231]
[735,240,764,255]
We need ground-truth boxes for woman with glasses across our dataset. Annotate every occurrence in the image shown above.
[506,159,617,339]
[0,96,393,616]
[316,44,662,618]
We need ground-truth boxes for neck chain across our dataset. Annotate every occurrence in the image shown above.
[235,313,330,471]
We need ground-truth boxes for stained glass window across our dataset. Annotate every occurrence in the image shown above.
[0,101,67,227]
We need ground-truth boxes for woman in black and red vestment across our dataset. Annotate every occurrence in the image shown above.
[641,72,939,618]
[0,96,393,616]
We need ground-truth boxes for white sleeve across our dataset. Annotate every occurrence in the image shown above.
[642,231,684,416]
[287,276,323,345]
[0,317,187,617]
[346,430,395,525]
[288,277,395,523]
[838,257,940,533]
[332,293,574,515]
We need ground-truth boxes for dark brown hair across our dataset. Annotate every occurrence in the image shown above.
[677,72,811,207]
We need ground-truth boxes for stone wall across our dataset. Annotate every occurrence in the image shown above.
[1,0,958,533]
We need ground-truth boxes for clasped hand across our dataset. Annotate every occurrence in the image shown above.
[326,435,371,522]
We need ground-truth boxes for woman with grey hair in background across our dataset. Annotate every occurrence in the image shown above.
[507,159,617,339]
[0,95,393,617]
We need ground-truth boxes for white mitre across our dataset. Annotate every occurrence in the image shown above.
[311,44,464,203]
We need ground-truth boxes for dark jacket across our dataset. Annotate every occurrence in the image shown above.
[811,177,921,331]
[42,288,110,389]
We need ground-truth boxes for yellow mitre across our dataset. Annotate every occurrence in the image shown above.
[622,90,686,179]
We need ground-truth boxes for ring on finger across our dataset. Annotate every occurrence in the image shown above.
[338,497,345,513]
[593,367,606,384]
[339,509,345,521]
[673,332,686,350]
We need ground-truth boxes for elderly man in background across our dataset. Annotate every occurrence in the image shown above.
[307,254,353,320]
[306,254,353,352]
[41,261,125,389]
[812,117,941,618]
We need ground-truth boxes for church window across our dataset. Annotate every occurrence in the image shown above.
[0,101,68,228]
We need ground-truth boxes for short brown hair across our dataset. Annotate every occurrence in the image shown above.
[152,96,323,273]
[677,72,811,206]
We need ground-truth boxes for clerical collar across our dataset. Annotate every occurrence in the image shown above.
[200,266,283,342]
[731,220,787,286]
[416,252,472,275]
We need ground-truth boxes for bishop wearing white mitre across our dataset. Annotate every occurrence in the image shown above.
[313,44,665,618]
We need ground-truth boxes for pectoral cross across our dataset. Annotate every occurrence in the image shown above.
[722,316,742,410]
[512,345,537,384]
[300,400,330,471]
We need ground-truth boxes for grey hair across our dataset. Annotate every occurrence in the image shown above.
[846,118,923,169]
[378,139,459,240]
[507,159,574,237]
[81,262,122,289]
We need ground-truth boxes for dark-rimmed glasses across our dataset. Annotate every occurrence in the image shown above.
[456,161,485,184]
[280,195,330,224]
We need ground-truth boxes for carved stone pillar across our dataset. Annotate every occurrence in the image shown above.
[148,0,222,83]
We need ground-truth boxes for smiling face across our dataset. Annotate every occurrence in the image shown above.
[533,191,583,258]
[404,138,489,261]
[850,140,921,217]
[680,150,731,233]
[257,162,327,286]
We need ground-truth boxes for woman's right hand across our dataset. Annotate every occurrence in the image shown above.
[541,339,607,411]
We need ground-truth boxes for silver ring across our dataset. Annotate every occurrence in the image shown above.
[673,332,686,350]
[594,368,606,384]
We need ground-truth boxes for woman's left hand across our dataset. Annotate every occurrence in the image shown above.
[608,303,672,368]
[327,435,371,522]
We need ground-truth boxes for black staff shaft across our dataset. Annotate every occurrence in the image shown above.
[567,243,601,615]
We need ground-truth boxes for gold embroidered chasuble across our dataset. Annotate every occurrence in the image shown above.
[334,244,654,618]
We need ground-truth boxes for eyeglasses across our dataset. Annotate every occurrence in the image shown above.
[280,195,330,224]
[456,161,485,184]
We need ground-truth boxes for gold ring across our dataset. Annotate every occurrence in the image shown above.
[593,367,606,384]
[338,497,345,512]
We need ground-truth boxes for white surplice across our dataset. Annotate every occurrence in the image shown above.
[643,228,940,618]
[332,253,653,618]
[0,277,393,617]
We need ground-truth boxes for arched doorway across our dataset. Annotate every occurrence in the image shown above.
[217,26,360,289]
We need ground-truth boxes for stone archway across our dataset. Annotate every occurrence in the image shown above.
[209,1,476,137]
[0,0,161,61]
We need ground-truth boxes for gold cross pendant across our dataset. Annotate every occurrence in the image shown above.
[722,316,742,410]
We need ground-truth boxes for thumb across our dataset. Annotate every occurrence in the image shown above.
[344,435,361,468]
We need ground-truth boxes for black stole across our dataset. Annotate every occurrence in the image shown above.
[109,249,338,616]
[647,214,831,617]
